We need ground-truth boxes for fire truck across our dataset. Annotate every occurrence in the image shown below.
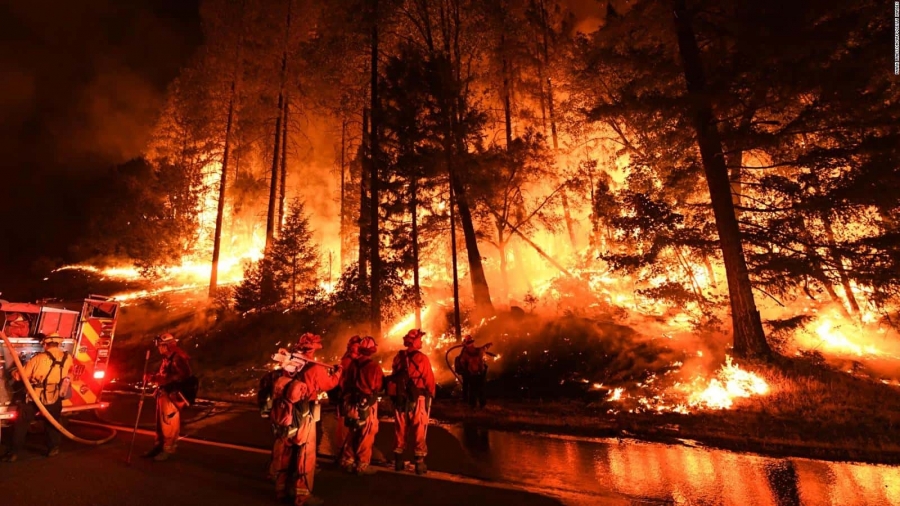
[0,295,119,423]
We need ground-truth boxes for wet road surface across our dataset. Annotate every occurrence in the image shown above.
[4,393,900,505]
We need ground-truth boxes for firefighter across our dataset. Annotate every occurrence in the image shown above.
[2,332,72,462]
[389,329,435,475]
[333,335,362,459]
[274,332,342,506]
[142,332,192,462]
[339,336,383,474]
[455,335,492,408]
[267,347,304,482]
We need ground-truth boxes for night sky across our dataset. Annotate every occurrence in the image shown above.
[0,0,202,298]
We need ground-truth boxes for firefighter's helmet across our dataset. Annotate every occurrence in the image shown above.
[462,335,475,345]
[154,333,177,346]
[359,336,377,355]
[297,332,323,351]
[346,335,362,351]
[403,329,425,349]
[41,332,63,344]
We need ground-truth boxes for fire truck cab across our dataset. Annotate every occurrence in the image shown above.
[0,295,119,424]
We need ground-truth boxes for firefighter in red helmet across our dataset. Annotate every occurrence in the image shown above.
[143,333,192,462]
[455,335,492,408]
[388,329,435,474]
[273,332,342,506]
[339,336,383,474]
[333,335,362,459]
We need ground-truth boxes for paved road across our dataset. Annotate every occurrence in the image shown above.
[0,395,586,506]
[0,424,567,506]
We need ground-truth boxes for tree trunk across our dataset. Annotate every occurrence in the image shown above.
[339,119,347,269]
[821,212,861,316]
[278,100,289,231]
[449,175,462,340]
[265,95,283,251]
[501,35,513,149]
[209,79,236,298]
[358,108,370,285]
[539,0,577,251]
[411,176,422,329]
[672,0,771,359]
[451,171,494,317]
[369,0,382,337]
[265,0,292,252]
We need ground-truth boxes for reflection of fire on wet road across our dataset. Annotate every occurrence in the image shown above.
[447,426,900,506]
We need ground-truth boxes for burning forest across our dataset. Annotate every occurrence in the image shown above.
[40,0,900,450]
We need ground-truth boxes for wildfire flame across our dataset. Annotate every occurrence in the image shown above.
[686,356,769,410]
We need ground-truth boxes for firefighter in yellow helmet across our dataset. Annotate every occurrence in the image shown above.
[142,332,193,461]
[2,332,72,462]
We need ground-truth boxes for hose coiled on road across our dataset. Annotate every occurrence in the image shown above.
[1,329,117,445]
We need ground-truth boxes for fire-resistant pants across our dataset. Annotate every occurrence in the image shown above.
[394,396,428,457]
[340,403,379,470]
[9,399,63,454]
[268,437,287,481]
[463,373,486,408]
[275,415,317,505]
[155,391,181,453]
[334,410,347,456]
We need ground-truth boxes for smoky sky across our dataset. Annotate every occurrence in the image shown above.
[0,0,201,297]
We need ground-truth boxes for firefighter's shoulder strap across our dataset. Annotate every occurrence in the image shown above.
[41,351,70,402]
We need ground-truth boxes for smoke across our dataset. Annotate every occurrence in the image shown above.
[0,0,201,169]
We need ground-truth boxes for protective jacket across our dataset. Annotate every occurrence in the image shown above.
[390,350,435,398]
[19,347,72,405]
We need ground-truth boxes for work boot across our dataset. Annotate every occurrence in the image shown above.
[153,451,172,461]
[141,447,162,459]
[1,453,18,463]
[393,452,404,471]
[47,447,60,458]
[414,457,427,475]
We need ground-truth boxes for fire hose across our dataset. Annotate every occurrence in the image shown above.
[444,344,497,384]
[0,329,117,445]
[444,344,464,383]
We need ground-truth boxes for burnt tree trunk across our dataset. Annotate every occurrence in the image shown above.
[368,0,382,337]
[672,0,771,359]
[821,212,861,316]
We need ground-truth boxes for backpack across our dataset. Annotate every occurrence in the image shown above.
[270,379,309,438]
[389,351,422,408]
[41,351,71,403]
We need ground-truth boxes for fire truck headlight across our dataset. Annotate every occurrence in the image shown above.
[93,370,105,379]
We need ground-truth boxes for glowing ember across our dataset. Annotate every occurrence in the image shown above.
[608,387,624,401]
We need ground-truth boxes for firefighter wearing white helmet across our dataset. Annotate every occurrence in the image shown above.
[2,332,72,462]
[272,332,342,505]
[142,332,193,462]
